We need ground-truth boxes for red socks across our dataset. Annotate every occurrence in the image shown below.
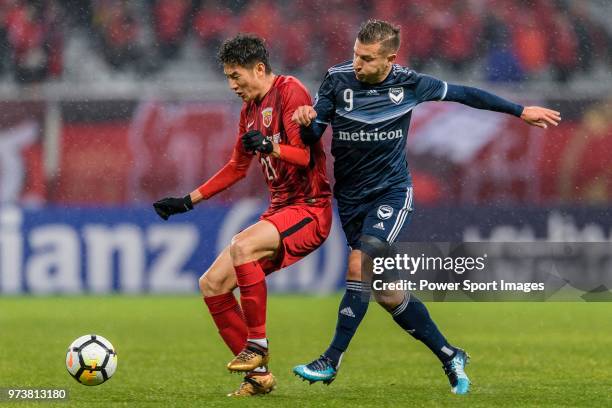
[203,260,267,356]
[204,292,247,355]
[234,261,267,340]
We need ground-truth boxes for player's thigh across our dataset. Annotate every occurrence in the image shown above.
[259,204,332,273]
[229,220,281,264]
[338,206,367,281]
[341,190,410,282]
[199,246,237,296]
[338,208,365,250]
[363,187,414,244]
[277,205,332,253]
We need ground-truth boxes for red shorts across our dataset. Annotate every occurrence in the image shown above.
[259,201,332,274]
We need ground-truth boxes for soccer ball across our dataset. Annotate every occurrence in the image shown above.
[66,334,117,386]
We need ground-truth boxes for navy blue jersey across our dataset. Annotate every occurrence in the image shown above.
[312,61,447,206]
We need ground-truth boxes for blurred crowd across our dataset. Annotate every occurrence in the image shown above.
[0,0,610,84]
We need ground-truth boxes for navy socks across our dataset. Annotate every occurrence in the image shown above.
[391,293,457,362]
[323,280,370,367]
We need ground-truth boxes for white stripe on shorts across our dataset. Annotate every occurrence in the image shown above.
[386,187,413,243]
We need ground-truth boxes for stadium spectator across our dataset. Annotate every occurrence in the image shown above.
[192,1,234,51]
[402,3,436,71]
[550,12,578,82]
[58,0,94,28]
[278,20,310,71]
[439,2,481,72]
[0,0,608,84]
[6,1,58,83]
[317,1,361,69]
[512,13,548,76]
[482,8,523,82]
[43,1,64,79]
[151,0,191,61]
[236,0,280,42]
[568,1,596,73]
[92,0,142,71]
[0,1,12,76]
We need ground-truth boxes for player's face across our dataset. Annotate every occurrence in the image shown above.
[353,40,396,84]
[223,63,266,102]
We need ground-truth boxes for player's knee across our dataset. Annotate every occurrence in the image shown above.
[359,235,392,260]
[199,273,228,297]
[229,234,256,264]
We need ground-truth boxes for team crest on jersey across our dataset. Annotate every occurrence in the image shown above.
[377,205,394,220]
[388,87,404,104]
[262,107,273,127]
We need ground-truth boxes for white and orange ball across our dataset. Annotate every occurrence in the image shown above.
[66,334,117,386]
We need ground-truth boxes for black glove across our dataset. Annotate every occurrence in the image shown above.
[242,130,273,154]
[153,195,193,220]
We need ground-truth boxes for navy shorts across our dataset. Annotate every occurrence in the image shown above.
[338,187,414,249]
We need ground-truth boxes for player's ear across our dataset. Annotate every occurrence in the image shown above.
[387,53,397,64]
[255,62,266,78]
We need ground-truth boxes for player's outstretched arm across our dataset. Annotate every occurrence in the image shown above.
[153,142,253,220]
[152,163,245,221]
[444,84,561,128]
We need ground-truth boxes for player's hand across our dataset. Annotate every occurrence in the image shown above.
[153,195,193,220]
[520,106,561,129]
[242,130,273,154]
[291,105,317,127]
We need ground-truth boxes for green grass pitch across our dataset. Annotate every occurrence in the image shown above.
[0,296,610,407]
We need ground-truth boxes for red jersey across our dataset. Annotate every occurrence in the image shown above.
[197,75,331,214]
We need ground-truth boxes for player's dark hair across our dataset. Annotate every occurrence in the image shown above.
[357,19,401,55]
[217,34,272,73]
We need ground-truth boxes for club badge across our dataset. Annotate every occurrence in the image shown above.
[377,205,394,220]
[389,87,404,104]
[262,107,273,128]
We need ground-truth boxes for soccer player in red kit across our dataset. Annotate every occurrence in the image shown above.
[152,34,332,397]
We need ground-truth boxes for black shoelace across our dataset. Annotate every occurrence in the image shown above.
[307,355,333,371]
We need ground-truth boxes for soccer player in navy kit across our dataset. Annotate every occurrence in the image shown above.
[292,20,561,394]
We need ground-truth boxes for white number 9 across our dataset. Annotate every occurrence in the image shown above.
[343,88,353,111]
